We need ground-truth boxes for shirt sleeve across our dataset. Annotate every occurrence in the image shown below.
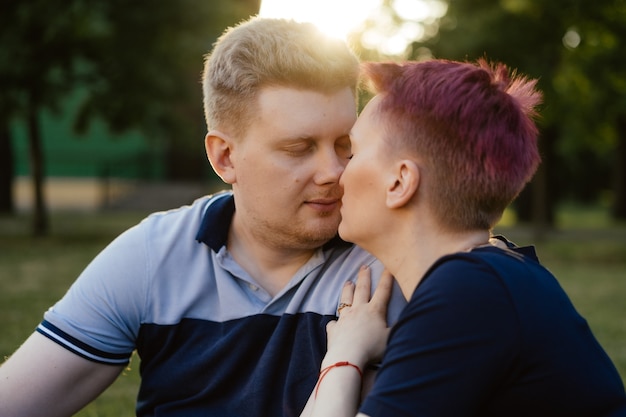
[37,221,149,365]
[360,256,520,417]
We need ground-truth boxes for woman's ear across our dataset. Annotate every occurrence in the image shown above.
[205,130,236,184]
[386,160,419,209]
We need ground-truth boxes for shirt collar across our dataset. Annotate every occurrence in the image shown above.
[195,191,351,252]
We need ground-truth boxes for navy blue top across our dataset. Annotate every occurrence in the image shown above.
[361,245,626,416]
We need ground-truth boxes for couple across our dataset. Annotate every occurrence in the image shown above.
[1,16,625,417]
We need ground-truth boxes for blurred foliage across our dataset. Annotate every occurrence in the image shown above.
[0,0,260,232]
[1,0,260,140]
[354,0,626,220]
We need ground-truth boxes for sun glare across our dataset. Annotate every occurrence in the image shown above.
[259,0,448,56]
[259,0,381,40]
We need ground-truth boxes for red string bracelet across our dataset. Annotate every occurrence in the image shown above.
[315,361,363,398]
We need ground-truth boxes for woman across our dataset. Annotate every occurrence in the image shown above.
[301,59,626,416]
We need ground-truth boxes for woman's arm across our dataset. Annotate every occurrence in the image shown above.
[301,266,393,417]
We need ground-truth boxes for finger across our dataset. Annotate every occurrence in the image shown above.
[340,280,355,304]
[352,265,372,305]
[370,269,394,313]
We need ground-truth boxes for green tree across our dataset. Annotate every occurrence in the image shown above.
[554,0,626,218]
[74,0,260,180]
[0,0,95,233]
[0,0,260,235]
[0,124,13,214]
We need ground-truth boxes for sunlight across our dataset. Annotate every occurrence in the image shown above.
[259,0,380,40]
[259,0,448,56]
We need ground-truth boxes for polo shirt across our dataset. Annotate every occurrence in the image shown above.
[38,191,406,416]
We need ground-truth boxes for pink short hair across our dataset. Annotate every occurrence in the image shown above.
[362,59,542,231]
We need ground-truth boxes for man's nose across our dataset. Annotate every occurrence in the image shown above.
[314,148,346,185]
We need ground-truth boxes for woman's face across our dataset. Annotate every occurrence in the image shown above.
[339,95,393,248]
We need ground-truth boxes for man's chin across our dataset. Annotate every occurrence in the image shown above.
[303,219,341,246]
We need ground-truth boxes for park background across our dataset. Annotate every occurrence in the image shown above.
[1,0,625,415]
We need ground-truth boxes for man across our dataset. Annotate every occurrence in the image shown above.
[0,17,405,417]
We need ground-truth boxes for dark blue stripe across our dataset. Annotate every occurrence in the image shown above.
[38,320,131,364]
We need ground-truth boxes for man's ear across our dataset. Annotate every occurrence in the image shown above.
[205,130,236,184]
[386,160,419,209]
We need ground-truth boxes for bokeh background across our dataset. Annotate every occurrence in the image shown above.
[1,0,625,233]
[1,0,625,415]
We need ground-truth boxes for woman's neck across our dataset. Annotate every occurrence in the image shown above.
[376,226,491,300]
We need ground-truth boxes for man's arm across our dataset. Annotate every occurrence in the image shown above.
[0,332,124,417]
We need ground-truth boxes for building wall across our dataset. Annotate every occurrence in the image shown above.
[11,89,165,181]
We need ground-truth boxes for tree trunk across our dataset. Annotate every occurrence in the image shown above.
[611,114,626,219]
[0,120,14,214]
[514,125,557,239]
[532,125,559,241]
[27,103,49,236]
[531,158,550,241]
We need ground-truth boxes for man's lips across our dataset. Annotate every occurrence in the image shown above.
[305,198,340,211]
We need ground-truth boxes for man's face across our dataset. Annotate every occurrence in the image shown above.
[230,86,356,250]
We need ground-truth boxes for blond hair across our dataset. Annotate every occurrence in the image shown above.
[202,17,359,137]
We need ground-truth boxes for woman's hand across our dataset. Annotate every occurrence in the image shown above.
[299,267,393,417]
[323,266,393,370]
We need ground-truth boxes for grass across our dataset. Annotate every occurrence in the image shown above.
[1,204,625,415]
[0,211,146,417]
